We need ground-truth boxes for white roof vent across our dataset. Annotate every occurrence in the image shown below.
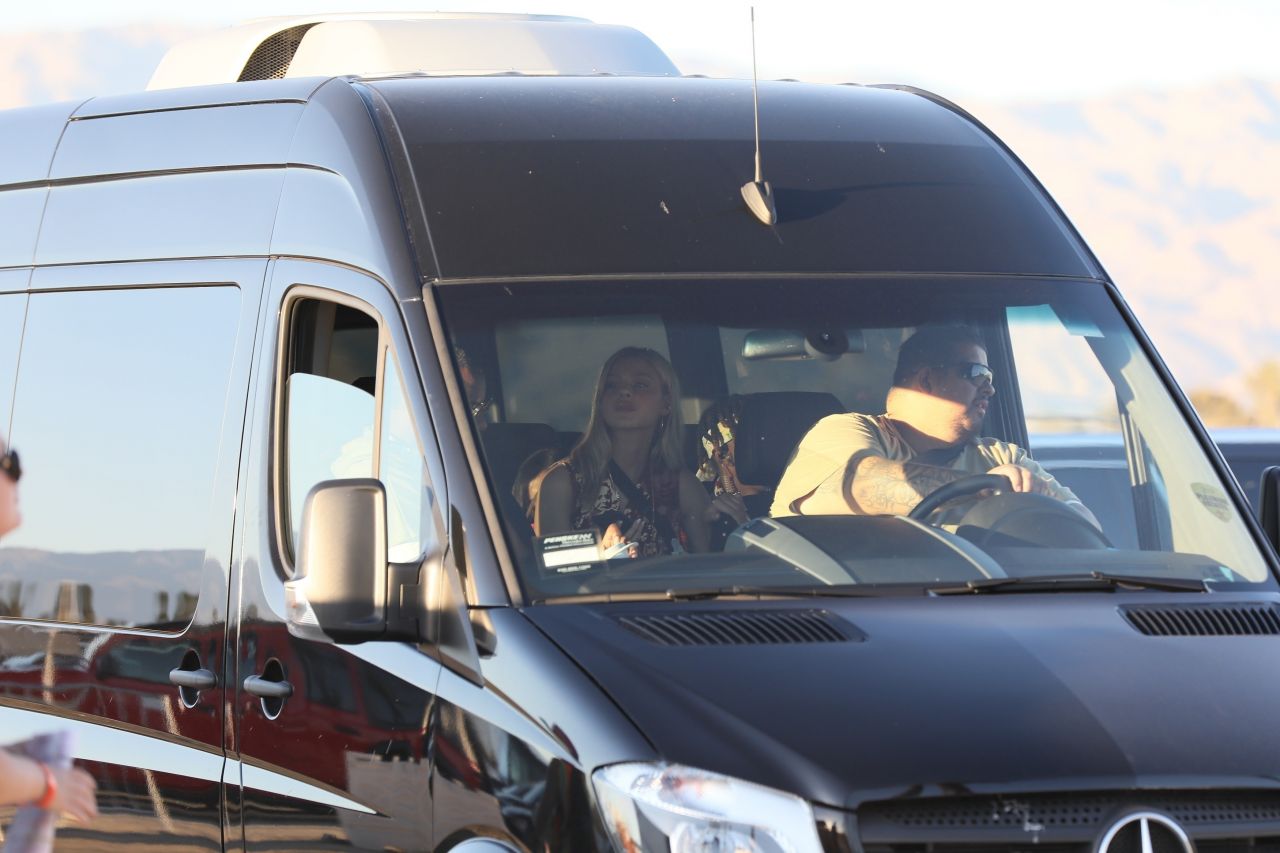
[148,13,679,90]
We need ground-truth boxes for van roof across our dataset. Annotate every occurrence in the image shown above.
[147,14,679,90]
[370,75,1100,281]
[0,73,1101,281]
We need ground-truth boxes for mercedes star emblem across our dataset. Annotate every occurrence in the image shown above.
[1096,811,1194,853]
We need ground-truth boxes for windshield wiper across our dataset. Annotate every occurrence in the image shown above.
[664,584,927,601]
[931,571,1207,595]
[536,584,927,604]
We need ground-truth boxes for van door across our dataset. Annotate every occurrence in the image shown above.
[0,260,262,848]
[230,260,444,851]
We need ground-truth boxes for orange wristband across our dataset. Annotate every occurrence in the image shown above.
[34,762,56,810]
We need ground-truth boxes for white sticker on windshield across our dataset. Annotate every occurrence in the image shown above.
[1191,483,1232,521]
[536,531,602,577]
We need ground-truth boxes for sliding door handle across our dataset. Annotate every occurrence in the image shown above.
[169,668,217,690]
[243,675,293,699]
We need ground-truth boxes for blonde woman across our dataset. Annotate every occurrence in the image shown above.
[0,444,99,824]
[536,347,734,557]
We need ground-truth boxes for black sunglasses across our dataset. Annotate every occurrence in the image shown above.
[0,448,19,483]
[947,362,994,386]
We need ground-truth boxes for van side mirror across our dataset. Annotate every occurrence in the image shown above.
[283,479,481,681]
[1260,466,1280,553]
[285,478,396,644]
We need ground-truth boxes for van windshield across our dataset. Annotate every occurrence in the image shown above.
[436,276,1274,602]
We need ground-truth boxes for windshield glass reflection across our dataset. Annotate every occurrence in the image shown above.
[437,277,1272,602]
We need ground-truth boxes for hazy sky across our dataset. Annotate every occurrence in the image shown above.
[4,0,1279,101]
[3,2,1280,406]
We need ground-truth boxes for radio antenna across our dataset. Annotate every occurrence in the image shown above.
[740,6,777,226]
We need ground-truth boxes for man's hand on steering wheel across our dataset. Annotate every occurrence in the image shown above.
[986,463,1051,496]
[905,464,1056,519]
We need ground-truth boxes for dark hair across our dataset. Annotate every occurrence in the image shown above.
[892,325,987,387]
[697,395,746,446]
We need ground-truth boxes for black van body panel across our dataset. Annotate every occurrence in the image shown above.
[0,259,268,848]
[227,259,450,850]
[524,594,1280,809]
[432,608,654,849]
[372,76,1098,281]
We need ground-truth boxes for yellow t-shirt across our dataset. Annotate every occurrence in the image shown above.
[770,413,1084,522]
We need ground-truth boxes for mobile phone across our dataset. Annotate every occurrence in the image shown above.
[602,540,635,560]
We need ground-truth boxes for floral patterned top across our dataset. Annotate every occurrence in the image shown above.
[564,460,684,558]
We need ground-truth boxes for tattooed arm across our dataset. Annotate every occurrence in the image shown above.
[843,454,1057,516]
[842,454,974,516]
[775,414,1037,517]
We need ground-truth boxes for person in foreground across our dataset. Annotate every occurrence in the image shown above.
[771,325,1098,528]
[536,347,737,556]
[0,443,99,825]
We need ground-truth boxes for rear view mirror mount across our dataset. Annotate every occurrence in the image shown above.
[742,328,865,362]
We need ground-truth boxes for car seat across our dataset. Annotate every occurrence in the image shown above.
[479,422,560,502]
[732,391,845,504]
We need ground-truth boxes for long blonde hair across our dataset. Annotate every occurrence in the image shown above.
[566,347,685,515]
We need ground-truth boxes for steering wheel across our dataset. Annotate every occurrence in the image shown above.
[954,492,1112,549]
[908,474,1012,521]
[909,473,1111,550]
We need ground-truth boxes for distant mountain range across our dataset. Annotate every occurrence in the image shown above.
[974,84,1280,407]
[2,26,1276,412]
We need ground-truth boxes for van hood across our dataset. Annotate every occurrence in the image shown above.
[522,593,1280,809]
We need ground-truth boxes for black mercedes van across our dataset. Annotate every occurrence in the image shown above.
[1,13,1277,853]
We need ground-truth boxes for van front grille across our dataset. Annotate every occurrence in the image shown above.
[239,25,317,81]
[1121,603,1280,636]
[856,790,1280,852]
[615,609,858,646]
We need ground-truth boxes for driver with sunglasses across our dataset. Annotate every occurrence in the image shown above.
[771,325,1097,527]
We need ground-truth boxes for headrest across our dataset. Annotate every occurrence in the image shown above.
[480,421,559,492]
[733,392,844,488]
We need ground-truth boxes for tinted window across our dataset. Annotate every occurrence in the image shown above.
[283,297,436,564]
[284,300,379,556]
[377,77,1094,279]
[0,286,240,627]
[439,277,1272,602]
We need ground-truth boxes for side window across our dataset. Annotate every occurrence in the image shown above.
[381,350,428,562]
[282,295,431,564]
[0,286,241,627]
[1007,305,1137,548]
[0,293,26,433]
[284,299,378,555]
[1007,306,1120,437]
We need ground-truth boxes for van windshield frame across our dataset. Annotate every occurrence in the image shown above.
[432,273,1278,603]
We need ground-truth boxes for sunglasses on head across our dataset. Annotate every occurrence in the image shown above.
[946,361,994,386]
[0,448,19,483]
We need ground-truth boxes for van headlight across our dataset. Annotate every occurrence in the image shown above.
[592,763,823,853]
